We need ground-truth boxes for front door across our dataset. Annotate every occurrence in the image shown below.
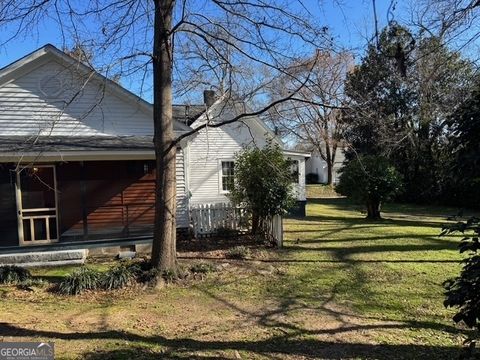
[16,166,59,245]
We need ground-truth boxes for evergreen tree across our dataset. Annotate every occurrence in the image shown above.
[444,80,480,209]
[344,23,473,203]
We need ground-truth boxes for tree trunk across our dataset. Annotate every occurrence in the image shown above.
[252,212,260,235]
[326,161,333,185]
[366,198,381,220]
[325,141,333,185]
[151,0,177,272]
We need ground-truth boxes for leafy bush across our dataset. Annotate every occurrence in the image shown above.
[444,82,480,210]
[229,141,295,234]
[0,265,31,284]
[336,155,403,219]
[306,173,319,184]
[101,263,135,290]
[57,267,101,295]
[226,246,251,260]
[443,217,480,347]
[190,262,216,274]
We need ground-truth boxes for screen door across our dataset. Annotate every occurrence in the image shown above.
[16,166,59,244]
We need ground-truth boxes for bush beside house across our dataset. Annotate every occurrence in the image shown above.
[229,142,295,235]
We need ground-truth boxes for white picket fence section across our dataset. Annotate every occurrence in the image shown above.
[189,203,284,247]
[190,203,249,238]
[261,215,284,247]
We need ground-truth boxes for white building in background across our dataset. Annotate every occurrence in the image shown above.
[305,146,346,184]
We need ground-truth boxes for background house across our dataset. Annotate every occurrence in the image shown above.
[305,146,345,184]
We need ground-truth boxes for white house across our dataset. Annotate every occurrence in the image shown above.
[186,95,308,214]
[305,147,345,184]
[0,44,309,253]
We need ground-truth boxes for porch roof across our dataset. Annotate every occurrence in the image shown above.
[0,135,155,152]
[0,135,159,162]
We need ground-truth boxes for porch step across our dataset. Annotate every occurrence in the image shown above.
[0,249,87,267]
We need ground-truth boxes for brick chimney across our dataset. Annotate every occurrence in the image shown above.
[203,90,216,108]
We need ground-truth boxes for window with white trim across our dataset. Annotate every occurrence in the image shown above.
[221,161,235,192]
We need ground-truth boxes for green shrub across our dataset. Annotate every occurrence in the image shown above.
[226,246,251,260]
[229,141,295,234]
[190,262,216,274]
[101,263,135,290]
[0,265,31,284]
[57,267,101,295]
[443,217,480,349]
[336,155,403,219]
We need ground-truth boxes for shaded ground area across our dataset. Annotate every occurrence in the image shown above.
[0,190,470,359]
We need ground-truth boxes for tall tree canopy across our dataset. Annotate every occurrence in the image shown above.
[444,79,480,208]
[343,23,474,203]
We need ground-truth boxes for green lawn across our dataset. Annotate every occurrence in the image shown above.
[305,183,339,198]
[0,194,471,359]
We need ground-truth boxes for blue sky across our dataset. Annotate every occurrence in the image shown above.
[0,1,395,66]
[319,1,394,52]
[0,0,403,102]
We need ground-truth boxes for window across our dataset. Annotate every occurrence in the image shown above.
[221,161,235,192]
[288,159,299,183]
[127,161,154,177]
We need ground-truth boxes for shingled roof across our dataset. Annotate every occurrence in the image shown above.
[172,104,205,126]
[0,135,155,153]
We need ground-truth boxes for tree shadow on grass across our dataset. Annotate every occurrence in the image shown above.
[305,197,467,220]
[285,242,459,255]
[82,347,225,360]
[247,257,461,264]
[0,322,462,359]
[177,236,258,253]
[298,197,464,228]
[296,215,447,229]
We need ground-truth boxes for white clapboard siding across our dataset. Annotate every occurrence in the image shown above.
[287,154,307,202]
[188,118,269,205]
[187,121,307,203]
[0,60,154,136]
[176,148,189,228]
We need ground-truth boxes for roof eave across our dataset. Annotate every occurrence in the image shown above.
[283,150,311,158]
[0,150,156,163]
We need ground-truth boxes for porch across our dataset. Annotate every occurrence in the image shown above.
[0,160,158,248]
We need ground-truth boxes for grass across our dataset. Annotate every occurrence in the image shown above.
[306,183,339,198]
[0,188,472,359]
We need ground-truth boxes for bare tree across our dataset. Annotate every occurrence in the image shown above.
[0,0,331,273]
[267,50,353,185]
